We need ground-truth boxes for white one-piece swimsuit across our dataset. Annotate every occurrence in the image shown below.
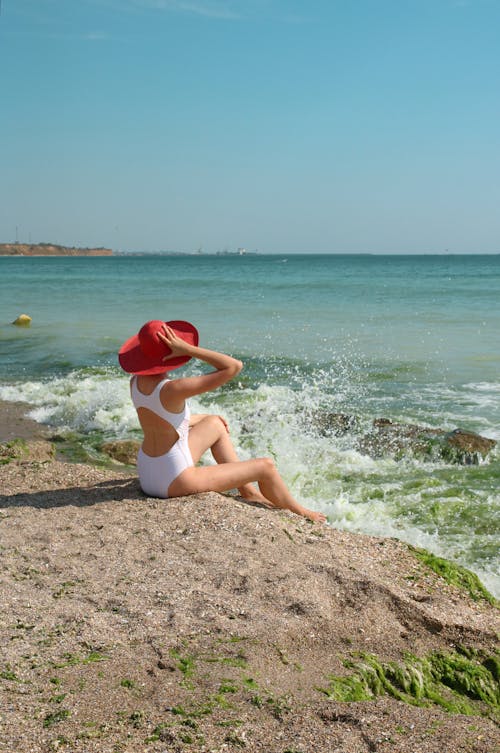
[131,376,194,498]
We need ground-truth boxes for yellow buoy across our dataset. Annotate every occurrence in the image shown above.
[12,314,32,327]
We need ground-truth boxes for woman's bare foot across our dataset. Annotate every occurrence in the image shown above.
[238,482,327,523]
[304,508,328,524]
[240,488,327,523]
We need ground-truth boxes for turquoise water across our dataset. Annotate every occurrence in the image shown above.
[1,254,499,595]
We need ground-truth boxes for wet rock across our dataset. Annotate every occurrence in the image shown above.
[312,412,358,436]
[101,439,140,465]
[358,419,496,465]
[357,419,444,460]
[442,429,497,465]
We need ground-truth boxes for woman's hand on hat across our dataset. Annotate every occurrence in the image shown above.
[158,324,192,360]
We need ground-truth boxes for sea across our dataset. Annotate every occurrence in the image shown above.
[1,254,499,596]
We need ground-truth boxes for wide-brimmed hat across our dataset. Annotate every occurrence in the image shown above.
[118,319,199,375]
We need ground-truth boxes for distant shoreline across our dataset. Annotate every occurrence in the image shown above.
[0,243,112,257]
[1,245,499,257]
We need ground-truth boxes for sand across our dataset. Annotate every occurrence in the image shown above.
[0,401,499,753]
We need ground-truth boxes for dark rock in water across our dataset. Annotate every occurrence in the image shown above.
[442,429,497,465]
[311,411,496,465]
[357,420,444,460]
[313,412,358,436]
[101,439,140,465]
[358,419,496,465]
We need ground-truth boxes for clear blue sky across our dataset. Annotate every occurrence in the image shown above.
[1,0,499,253]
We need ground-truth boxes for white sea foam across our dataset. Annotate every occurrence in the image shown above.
[466,381,500,393]
[0,372,138,436]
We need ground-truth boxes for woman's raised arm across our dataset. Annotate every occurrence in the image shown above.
[158,325,242,399]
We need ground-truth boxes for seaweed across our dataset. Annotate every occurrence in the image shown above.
[409,546,497,606]
[317,649,500,719]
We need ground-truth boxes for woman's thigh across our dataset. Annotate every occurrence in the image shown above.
[168,458,265,497]
[188,415,225,464]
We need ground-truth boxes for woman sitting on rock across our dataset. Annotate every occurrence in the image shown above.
[119,319,326,523]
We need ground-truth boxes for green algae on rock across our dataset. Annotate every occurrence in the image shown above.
[409,546,498,606]
[317,649,500,719]
[0,438,55,465]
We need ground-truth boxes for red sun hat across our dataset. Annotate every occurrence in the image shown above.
[118,320,199,375]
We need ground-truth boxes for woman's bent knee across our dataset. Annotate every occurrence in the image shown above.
[258,456,276,474]
[205,414,226,436]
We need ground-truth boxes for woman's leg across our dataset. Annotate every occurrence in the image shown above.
[168,455,327,523]
[188,415,270,503]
